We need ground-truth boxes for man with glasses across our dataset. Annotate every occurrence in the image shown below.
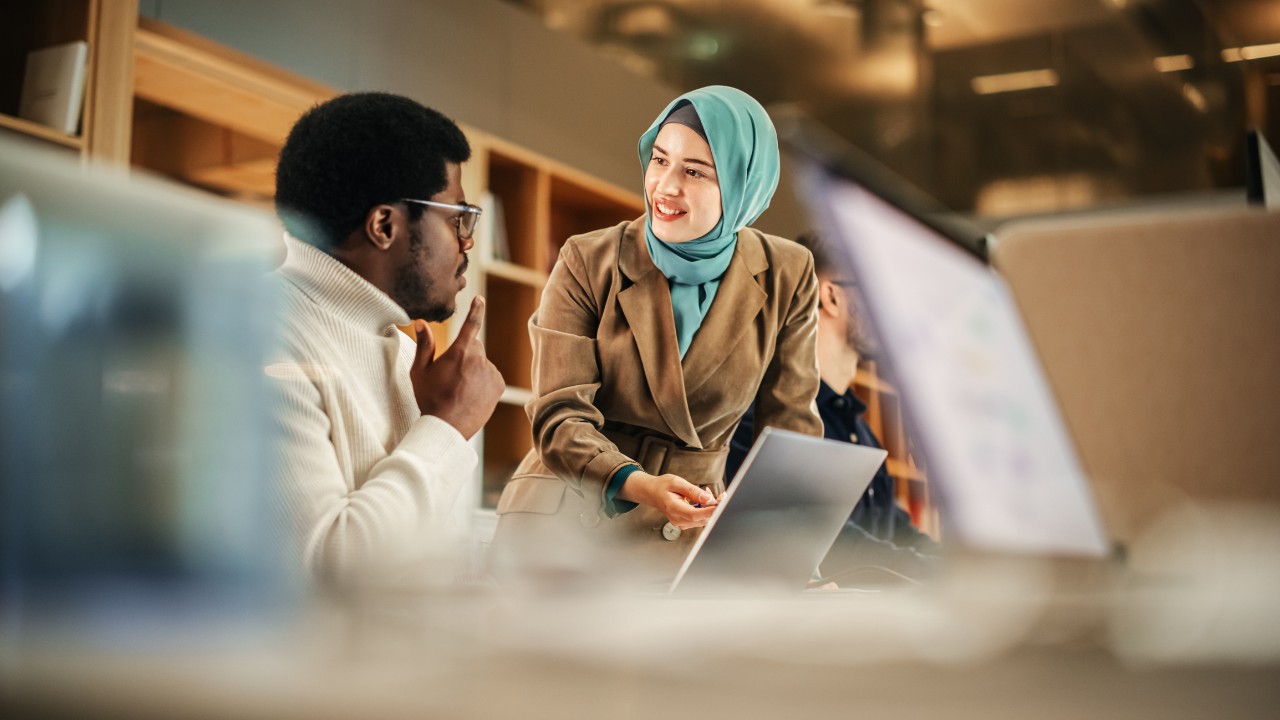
[725,231,940,584]
[268,92,503,586]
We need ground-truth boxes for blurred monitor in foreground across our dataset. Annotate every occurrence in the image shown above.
[780,116,1110,558]
[0,135,286,632]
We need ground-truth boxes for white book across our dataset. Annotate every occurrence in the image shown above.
[19,40,89,136]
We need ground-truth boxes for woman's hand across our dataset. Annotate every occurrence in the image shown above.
[616,471,719,529]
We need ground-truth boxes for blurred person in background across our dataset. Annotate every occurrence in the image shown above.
[487,86,823,588]
[268,92,504,586]
[727,231,940,583]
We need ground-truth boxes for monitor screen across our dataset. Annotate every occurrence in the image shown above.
[0,135,286,618]
[795,158,1110,558]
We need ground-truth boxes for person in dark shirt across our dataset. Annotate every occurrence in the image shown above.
[726,231,940,583]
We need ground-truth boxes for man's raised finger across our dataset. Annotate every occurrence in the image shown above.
[413,319,436,371]
[452,296,486,348]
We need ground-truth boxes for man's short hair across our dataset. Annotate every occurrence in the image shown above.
[275,92,471,250]
[795,230,836,278]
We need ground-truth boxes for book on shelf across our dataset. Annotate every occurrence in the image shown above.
[18,41,90,136]
[478,191,510,263]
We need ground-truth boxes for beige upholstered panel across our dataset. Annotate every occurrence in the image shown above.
[993,207,1280,545]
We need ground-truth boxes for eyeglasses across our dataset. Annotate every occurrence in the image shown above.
[401,199,483,241]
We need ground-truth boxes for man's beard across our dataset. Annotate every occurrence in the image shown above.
[846,314,878,361]
[393,225,454,322]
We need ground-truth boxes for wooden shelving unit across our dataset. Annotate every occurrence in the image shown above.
[853,360,937,537]
[129,17,336,200]
[465,132,645,510]
[0,0,136,164]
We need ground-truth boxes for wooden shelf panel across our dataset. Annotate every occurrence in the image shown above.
[484,276,539,392]
[885,458,926,482]
[131,99,279,197]
[133,18,335,146]
[481,402,533,509]
[0,113,83,148]
[500,385,535,407]
[485,260,547,289]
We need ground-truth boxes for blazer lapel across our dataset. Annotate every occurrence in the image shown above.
[681,228,769,399]
[616,221,702,449]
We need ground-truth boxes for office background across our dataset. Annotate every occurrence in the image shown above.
[2,3,1279,717]
[138,0,1280,234]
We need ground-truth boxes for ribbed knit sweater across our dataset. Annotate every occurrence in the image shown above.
[266,236,477,584]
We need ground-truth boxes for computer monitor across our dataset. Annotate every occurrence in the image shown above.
[780,115,1110,558]
[1245,128,1280,208]
[0,135,285,621]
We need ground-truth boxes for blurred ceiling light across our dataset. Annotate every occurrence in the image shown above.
[814,0,860,16]
[971,69,1059,95]
[686,32,721,60]
[1182,83,1207,112]
[1222,42,1280,62]
[922,8,944,27]
[615,5,675,37]
[1153,54,1194,72]
[545,10,569,30]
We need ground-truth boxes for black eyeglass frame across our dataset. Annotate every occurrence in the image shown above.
[401,198,482,241]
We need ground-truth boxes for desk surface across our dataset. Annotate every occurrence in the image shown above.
[4,568,1279,720]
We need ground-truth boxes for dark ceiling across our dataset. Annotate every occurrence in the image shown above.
[502,0,1280,217]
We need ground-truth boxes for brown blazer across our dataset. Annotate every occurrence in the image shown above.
[489,218,822,583]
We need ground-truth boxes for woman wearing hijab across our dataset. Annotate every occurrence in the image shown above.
[488,86,823,587]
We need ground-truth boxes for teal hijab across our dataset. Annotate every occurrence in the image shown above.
[637,85,780,357]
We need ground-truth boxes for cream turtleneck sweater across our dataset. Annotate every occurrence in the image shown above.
[267,235,476,584]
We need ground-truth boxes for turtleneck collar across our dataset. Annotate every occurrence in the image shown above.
[277,234,410,333]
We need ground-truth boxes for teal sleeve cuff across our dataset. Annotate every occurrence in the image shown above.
[604,463,641,517]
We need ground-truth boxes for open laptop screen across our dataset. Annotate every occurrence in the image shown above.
[669,428,886,595]
[797,162,1109,558]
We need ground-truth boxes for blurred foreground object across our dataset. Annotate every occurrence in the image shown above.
[0,133,289,644]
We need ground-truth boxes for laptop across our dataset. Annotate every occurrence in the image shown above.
[668,427,887,595]
[776,112,1112,559]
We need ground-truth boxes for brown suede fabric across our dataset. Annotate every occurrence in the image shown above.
[489,218,822,584]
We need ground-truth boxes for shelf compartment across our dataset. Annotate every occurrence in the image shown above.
[0,1,92,120]
[547,173,644,272]
[481,401,533,509]
[484,275,540,392]
[487,149,547,271]
[131,99,280,198]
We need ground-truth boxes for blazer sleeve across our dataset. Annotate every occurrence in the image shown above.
[750,250,824,441]
[526,240,636,500]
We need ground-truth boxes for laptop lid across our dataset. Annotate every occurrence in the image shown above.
[779,115,1110,558]
[669,427,887,595]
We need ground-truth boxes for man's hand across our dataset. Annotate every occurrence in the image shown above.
[411,296,504,439]
[616,471,719,529]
